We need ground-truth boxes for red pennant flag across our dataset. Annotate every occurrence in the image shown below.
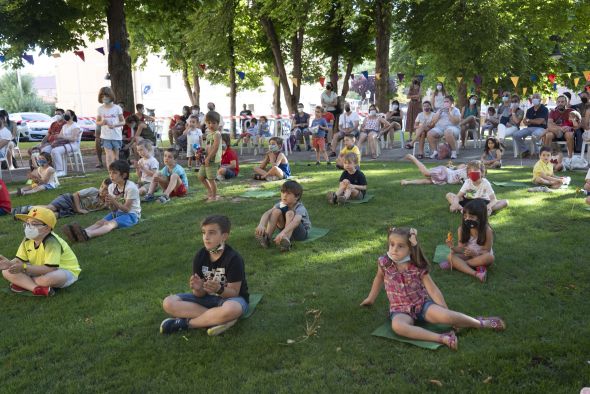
[319,76,325,87]
[95,47,105,56]
[199,64,206,71]
[74,50,85,61]
[548,73,556,83]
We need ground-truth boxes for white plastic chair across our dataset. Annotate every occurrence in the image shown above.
[11,131,24,167]
[0,153,13,181]
[579,130,590,161]
[62,131,85,175]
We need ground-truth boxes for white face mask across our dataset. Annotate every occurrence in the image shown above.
[24,226,40,240]
[298,108,304,113]
[436,85,442,91]
[532,98,541,106]
[469,99,476,105]
[502,96,509,102]
[390,104,399,111]
[444,102,451,109]
[102,97,112,104]
[192,110,198,115]
[369,110,377,116]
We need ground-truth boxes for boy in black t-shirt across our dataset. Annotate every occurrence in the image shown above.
[327,153,367,204]
[160,215,249,336]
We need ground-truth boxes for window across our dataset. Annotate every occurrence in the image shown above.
[160,75,171,90]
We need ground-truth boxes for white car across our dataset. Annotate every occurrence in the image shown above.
[10,112,54,142]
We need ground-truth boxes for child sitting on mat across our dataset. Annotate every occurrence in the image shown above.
[16,152,59,196]
[0,179,11,216]
[441,199,494,283]
[160,215,249,336]
[144,148,188,203]
[255,180,310,252]
[446,160,508,215]
[253,137,291,181]
[360,227,505,350]
[481,137,502,169]
[336,135,361,169]
[135,140,159,196]
[63,160,141,243]
[400,154,466,186]
[532,146,570,189]
[327,153,367,204]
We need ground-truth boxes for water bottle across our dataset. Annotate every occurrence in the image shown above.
[193,143,200,150]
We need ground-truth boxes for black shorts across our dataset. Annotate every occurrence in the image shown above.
[459,197,490,207]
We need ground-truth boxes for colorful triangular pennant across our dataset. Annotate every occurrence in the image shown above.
[397,73,404,83]
[574,77,580,87]
[548,73,556,83]
[237,71,245,80]
[494,76,499,83]
[522,87,527,96]
[271,76,279,86]
[375,73,381,80]
[436,76,446,83]
[74,50,85,62]
[456,76,463,84]
[510,76,519,87]
[21,54,34,65]
[199,64,206,71]
[361,71,369,79]
[291,77,298,87]
[95,47,105,56]
[583,71,590,81]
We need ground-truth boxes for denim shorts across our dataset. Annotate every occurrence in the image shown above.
[389,300,435,323]
[104,211,139,228]
[224,168,237,179]
[0,207,8,216]
[177,293,249,315]
[57,269,78,288]
[101,139,123,151]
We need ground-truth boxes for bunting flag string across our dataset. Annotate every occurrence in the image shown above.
[510,76,519,87]
[95,47,105,56]
[583,71,590,81]
[397,72,404,82]
[21,54,34,65]
[565,72,572,78]
[361,71,369,79]
[574,77,580,87]
[237,71,245,80]
[436,76,446,83]
[74,50,85,62]
[456,76,463,84]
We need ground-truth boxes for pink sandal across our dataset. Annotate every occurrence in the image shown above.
[439,260,452,270]
[439,331,458,350]
[477,316,506,331]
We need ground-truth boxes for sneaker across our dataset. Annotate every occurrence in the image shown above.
[32,286,54,297]
[216,174,225,182]
[336,194,346,204]
[55,171,67,178]
[527,186,551,193]
[475,266,487,283]
[143,193,156,202]
[256,233,270,248]
[266,176,279,182]
[207,319,238,336]
[279,237,291,252]
[158,195,171,204]
[329,151,337,158]
[95,163,104,169]
[430,151,438,160]
[9,283,27,293]
[295,145,301,152]
[326,191,336,204]
[315,161,320,166]
[160,317,189,334]
[563,176,571,186]
[450,151,457,159]
[579,189,589,196]
[306,145,312,151]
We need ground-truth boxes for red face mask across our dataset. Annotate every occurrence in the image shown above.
[468,171,481,182]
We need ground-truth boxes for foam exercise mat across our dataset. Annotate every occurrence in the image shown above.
[300,227,330,243]
[432,244,451,264]
[347,193,374,204]
[371,321,453,350]
[243,293,263,319]
[240,189,279,199]
[492,181,529,187]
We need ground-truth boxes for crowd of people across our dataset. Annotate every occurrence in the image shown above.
[1,82,589,347]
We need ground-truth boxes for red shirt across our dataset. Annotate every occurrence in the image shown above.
[549,108,573,128]
[0,179,11,213]
[122,110,132,139]
[323,112,335,125]
[221,148,239,175]
[47,121,65,144]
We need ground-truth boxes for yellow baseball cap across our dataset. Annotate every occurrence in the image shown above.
[15,206,57,229]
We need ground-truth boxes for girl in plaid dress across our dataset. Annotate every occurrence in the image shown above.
[361,227,505,350]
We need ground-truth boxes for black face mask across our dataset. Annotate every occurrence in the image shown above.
[344,106,350,112]
[464,219,479,229]
[582,97,588,104]
[63,114,71,121]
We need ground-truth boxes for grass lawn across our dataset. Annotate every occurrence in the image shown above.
[1,162,588,393]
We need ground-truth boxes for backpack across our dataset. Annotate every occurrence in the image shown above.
[563,156,588,170]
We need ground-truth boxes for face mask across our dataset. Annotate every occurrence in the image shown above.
[390,104,399,111]
[369,110,376,116]
[102,97,112,104]
[192,110,198,115]
[64,114,72,122]
[468,171,481,182]
[532,98,541,106]
[469,99,476,105]
[582,97,588,104]
[206,243,224,254]
[54,114,63,121]
[37,159,48,166]
[140,109,145,114]
[510,103,518,109]
[24,226,40,240]
[344,106,350,112]
[444,102,451,109]
[298,108,304,113]
[423,107,431,112]
[269,144,279,152]
[557,105,565,111]
[502,96,509,102]
[387,252,411,264]
[222,144,227,150]
[436,85,442,91]
[464,219,479,229]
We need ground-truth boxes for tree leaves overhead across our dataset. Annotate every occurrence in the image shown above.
[0,71,52,113]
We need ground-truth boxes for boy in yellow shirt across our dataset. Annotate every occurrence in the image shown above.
[532,146,570,189]
[336,135,361,169]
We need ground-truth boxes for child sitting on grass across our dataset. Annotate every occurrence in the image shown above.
[0,179,11,216]
[584,168,590,205]
[144,148,188,203]
[335,135,361,169]
[255,180,310,252]
[13,178,111,218]
[532,146,570,190]
[481,137,502,169]
[135,140,159,196]
[550,144,564,172]
[160,215,249,336]
[253,137,291,181]
[216,134,239,181]
[400,154,466,186]
[360,227,505,350]
[446,160,508,215]
[199,111,222,202]
[1,206,80,296]
[63,160,141,243]
[327,153,367,204]
[184,115,204,170]
[441,199,494,283]
[16,152,59,196]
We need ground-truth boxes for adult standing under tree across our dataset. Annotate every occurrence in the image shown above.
[321,82,338,138]
[405,79,422,147]
[96,87,125,169]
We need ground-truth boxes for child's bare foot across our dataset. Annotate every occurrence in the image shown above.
[439,331,458,350]
[400,180,408,186]
[403,153,414,161]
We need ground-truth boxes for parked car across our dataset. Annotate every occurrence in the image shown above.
[9,112,53,142]
[79,119,97,141]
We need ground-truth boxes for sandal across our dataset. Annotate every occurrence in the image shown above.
[70,223,89,242]
[61,224,78,243]
[253,174,264,180]
[416,154,424,160]
[439,260,452,270]
[405,142,413,149]
[477,316,506,331]
[439,331,458,350]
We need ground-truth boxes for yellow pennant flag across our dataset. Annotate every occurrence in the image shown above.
[494,76,499,83]
[574,77,581,87]
[436,76,446,83]
[584,71,590,81]
[566,72,572,78]
[456,76,463,83]
[375,72,381,80]
[522,87,528,96]
[492,93,498,101]
[271,76,280,86]
[510,76,519,87]
[532,86,536,93]
[291,77,298,87]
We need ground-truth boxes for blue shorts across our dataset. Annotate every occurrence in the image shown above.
[43,184,56,190]
[104,211,139,228]
[101,139,123,151]
[176,293,249,315]
[0,207,9,216]
[224,168,237,179]
[389,300,435,323]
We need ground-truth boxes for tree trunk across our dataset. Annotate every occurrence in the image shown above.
[192,69,200,107]
[289,27,304,113]
[228,0,237,137]
[341,62,353,98]
[329,54,339,92]
[374,0,391,113]
[457,81,467,111]
[181,61,196,105]
[272,60,282,115]
[106,0,134,112]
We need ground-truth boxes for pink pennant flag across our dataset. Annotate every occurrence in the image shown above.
[74,50,85,62]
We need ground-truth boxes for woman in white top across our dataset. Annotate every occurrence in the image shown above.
[359,104,390,159]
[51,109,81,177]
[430,82,447,111]
[96,87,125,168]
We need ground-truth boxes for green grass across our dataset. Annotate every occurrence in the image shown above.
[1,162,589,393]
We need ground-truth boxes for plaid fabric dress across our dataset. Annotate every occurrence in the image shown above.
[378,254,429,320]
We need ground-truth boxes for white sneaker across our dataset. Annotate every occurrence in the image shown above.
[528,186,551,193]
[563,177,571,185]
[55,171,67,177]
[207,319,238,336]
[450,151,457,159]
[430,151,438,159]
[216,175,224,182]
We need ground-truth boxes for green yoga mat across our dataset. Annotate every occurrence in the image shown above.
[240,189,279,199]
[301,227,330,243]
[347,193,374,204]
[432,244,451,264]
[585,207,590,211]
[492,181,529,187]
[243,293,263,319]
[371,321,453,350]
[1,286,37,297]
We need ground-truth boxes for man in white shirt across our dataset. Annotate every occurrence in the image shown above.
[329,103,359,157]
[427,95,462,159]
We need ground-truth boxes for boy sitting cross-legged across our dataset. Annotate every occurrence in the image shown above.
[143,148,189,203]
[531,146,570,190]
[255,180,311,252]
[160,215,249,336]
[327,153,367,204]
